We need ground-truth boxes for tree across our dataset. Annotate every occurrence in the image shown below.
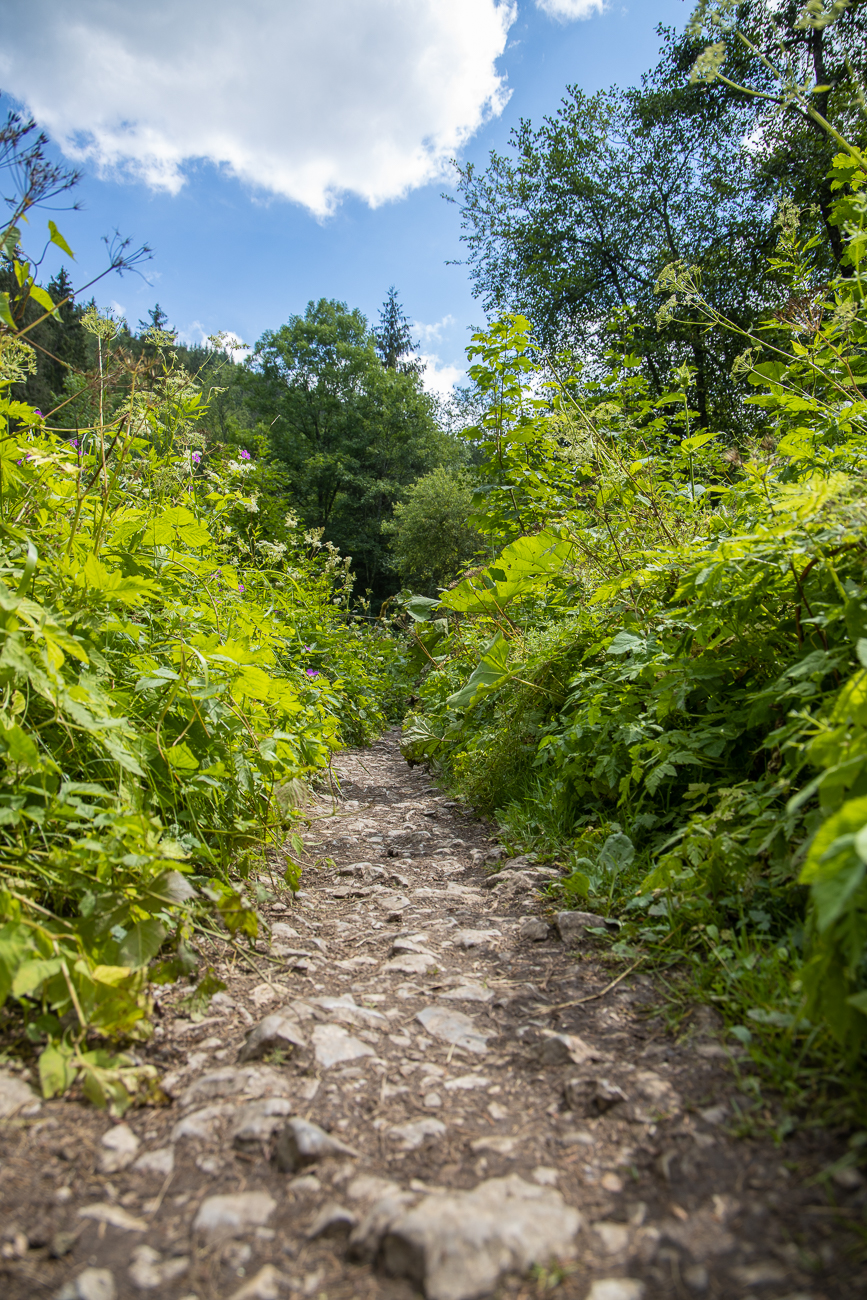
[385,467,484,596]
[138,303,173,336]
[453,33,777,432]
[374,286,422,374]
[243,298,453,600]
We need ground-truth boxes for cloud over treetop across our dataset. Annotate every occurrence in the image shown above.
[1,0,516,216]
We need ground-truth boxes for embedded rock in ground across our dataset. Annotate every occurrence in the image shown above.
[585,1282,645,1300]
[178,1065,288,1108]
[541,1031,607,1068]
[0,1069,40,1118]
[171,1102,234,1142]
[384,952,438,974]
[230,1097,295,1151]
[555,911,618,942]
[97,1123,140,1173]
[78,1204,147,1232]
[376,1175,582,1300]
[131,1146,174,1177]
[519,918,550,943]
[311,1022,376,1067]
[441,983,493,1003]
[310,994,387,1028]
[274,1118,358,1172]
[192,1191,277,1239]
[237,1013,307,1063]
[564,1077,627,1115]
[388,1118,447,1150]
[306,1201,357,1239]
[228,1264,289,1299]
[452,928,501,950]
[127,1244,189,1290]
[628,1070,680,1120]
[55,1268,116,1300]
[416,1005,490,1054]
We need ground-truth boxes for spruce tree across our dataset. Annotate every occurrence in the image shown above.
[374,287,422,375]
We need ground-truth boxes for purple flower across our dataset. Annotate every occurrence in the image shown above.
[33,410,42,418]
[238,583,245,593]
[306,668,319,678]
[192,451,202,465]
[239,448,251,460]
[70,438,79,450]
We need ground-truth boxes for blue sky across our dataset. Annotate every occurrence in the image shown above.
[3,0,690,393]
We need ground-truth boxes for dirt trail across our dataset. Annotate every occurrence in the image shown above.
[1,729,864,1300]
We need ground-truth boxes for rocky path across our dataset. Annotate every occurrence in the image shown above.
[1,730,864,1300]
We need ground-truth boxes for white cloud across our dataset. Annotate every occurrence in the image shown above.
[420,353,464,398]
[414,314,457,346]
[535,0,605,20]
[1,0,516,217]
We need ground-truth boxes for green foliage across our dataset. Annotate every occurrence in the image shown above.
[0,199,406,1106]
[384,467,483,596]
[401,21,867,1110]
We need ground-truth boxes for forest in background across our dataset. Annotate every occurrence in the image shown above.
[1,0,867,1135]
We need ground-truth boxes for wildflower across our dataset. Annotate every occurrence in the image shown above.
[306,668,319,678]
[239,448,251,460]
[192,451,202,465]
[33,409,42,418]
[238,583,245,593]
[70,438,79,450]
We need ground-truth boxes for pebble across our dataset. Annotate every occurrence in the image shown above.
[98,1124,140,1173]
[374,1174,582,1300]
[228,1265,288,1300]
[542,1031,607,1068]
[310,994,388,1027]
[274,1118,358,1171]
[237,1013,307,1062]
[0,1069,40,1118]
[452,928,501,949]
[564,1077,627,1115]
[77,1203,147,1232]
[193,1191,277,1239]
[388,1118,447,1150]
[55,1268,116,1300]
[532,1166,559,1185]
[311,1022,376,1068]
[131,1146,174,1177]
[555,910,617,941]
[127,1245,189,1290]
[178,1064,288,1107]
[306,1201,357,1239]
[416,1005,490,1053]
[519,918,550,942]
[585,1282,645,1300]
[230,1097,295,1150]
[441,983,494,1003]
[171,1102,233,1142]
[593,1221,631,1254]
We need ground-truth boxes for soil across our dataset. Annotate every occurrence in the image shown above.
[1,729,864,1300]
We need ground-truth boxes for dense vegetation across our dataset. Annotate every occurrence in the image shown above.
[3,0,867,1135]
[403,0,867,1128]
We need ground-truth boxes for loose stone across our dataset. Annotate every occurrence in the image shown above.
[97,1123,140,1173]
[584,1282,646,1300]
[127,1245,189,1290]
[274,1118,358,1172]
[131,1146,174,1177]
[55,1268,117,1300]
[416,1006,490,1053]
[193,1191,277,1239]
[306,1201,358,1239]
[237,1013,307,1062]
[311,1022,376,1068]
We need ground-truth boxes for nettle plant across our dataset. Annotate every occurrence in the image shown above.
[0,117,398,1108]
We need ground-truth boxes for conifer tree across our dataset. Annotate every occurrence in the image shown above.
[374,286,423,375]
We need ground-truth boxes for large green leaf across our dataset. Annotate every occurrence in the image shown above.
[447,632,511,710]
[440,531,573,614]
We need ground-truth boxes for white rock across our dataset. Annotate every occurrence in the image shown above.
[193,1191,277,1239]
[585,1282,646,1300]
[230,1097,295,1149]
[131,1146,175,1177]
[378,1175,582,1300]
[310,995,387,1027]
[237,1014,307,1063]
[593,1222,631,1254]
[543,1031,608,1068]
[171,1102,234,1142]
[229,1265,289,1300]
[383,953,438,975]
[78,1204,147,1232]
[470,1136,517,1156]
[306,1201,357,1239]
[416,1006,490,1054]
[98,1123,140,1173]
[55,1268,117,1300]
[0,1069,39,1118]
[289,1175,323,1195]
[389,1118,447,1150]
[274,1118,358,1171]
[346,1174,402,1202]
[179,1065,288,1108]
[445,1075,491,1091]
[128,1245,189,1290]
[532,1167,559,1186]
[311,1023,375,1068]
[452,928,501,950]
[270,923,300,941]
[441,985,494,1004]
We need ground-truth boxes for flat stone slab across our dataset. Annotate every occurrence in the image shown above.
[309,995,387,1027]
[311,1023,376,1068]
[441,984,493,1003]
[237,1014,307,1063]
[376,1175,582,1300]
[388,1118,447,1150]
[452,929,501,950]
[383,952,438,974]
[0,1069,39,1118]
[416,1005,490,1054]
[193,1191,276,1239]
[179,1066,289,1108]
